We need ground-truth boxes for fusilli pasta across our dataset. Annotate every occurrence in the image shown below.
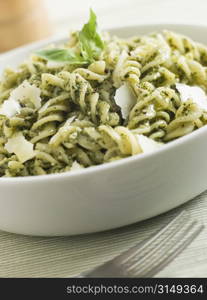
[0,27,207,177]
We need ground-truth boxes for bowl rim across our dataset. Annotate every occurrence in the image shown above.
[1,22,207,183]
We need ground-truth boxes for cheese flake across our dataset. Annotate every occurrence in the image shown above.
[0,98,21,118]
[70,161,83,171]
[114,83,137,119]
[176,83,207,111]
[137,134,162,153]
[5,133,35,163]
[11,80,41,109]
[0,80,41,118]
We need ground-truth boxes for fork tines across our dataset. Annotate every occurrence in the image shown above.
[83,211,204,277]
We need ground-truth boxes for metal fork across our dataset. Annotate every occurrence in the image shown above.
[78,211,204,277]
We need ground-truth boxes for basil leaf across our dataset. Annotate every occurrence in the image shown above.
[35,48,88,65]
[79,9,104,61]
[35,9,104,64]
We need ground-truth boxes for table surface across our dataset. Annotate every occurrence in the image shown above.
[0,0,207,278]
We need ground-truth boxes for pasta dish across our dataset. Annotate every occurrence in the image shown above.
[0,10,207,177]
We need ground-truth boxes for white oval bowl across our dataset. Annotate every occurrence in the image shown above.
[0,23,207,236]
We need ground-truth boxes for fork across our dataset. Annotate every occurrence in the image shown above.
[78,211,204,277]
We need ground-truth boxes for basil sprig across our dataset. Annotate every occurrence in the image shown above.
[35,9,104,65]
[79,9,105,61]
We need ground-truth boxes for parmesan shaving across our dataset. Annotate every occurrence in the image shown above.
[11,80,41,109]
[114,83,137,119]
[176,83,207,111]
[0,81,41,118]
[137,134,162,153]
[0,98,21,118]
[5,133,35,163]
[70,161,83,171]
